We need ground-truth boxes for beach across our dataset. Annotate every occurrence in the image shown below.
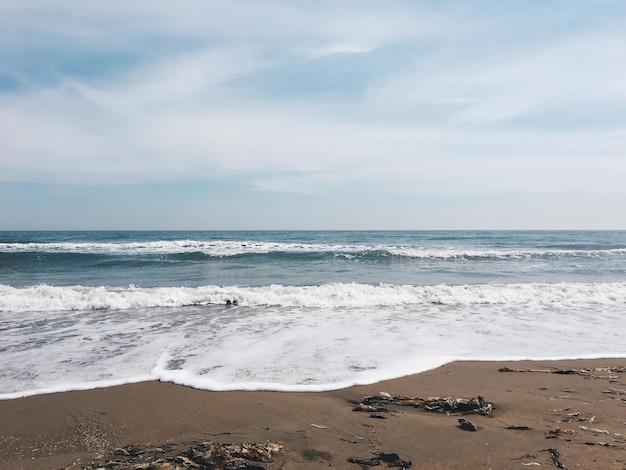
[2,231,626,468]
[1,358,625,469]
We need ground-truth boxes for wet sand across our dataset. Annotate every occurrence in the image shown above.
[1,359,625,469]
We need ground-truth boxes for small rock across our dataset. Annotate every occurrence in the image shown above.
[458,418,477,431]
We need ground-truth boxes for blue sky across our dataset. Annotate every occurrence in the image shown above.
[1,1,625,230]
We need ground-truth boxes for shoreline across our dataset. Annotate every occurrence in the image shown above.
[1,358,625,469]
[6,353,626,401]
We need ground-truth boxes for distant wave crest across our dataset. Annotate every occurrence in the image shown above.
[1,239,625,261]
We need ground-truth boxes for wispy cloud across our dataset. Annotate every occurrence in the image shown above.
[368,23,626,125]
[307,43,374,59]
[1,1,625,228]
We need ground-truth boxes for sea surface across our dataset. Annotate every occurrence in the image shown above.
[1,230,625,399]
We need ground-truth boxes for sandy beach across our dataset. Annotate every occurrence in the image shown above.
[1,359,625,469]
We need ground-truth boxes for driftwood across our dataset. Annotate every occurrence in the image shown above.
[62,440,283,469]
[352,393,493,416]
[579,425,610,435]
[499,366,625,379]
[584,441,619,447]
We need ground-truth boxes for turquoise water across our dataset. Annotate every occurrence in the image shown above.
[2,230,626,288]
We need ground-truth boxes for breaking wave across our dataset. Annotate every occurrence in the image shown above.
[2,281,626,313]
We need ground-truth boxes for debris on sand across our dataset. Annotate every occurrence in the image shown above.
[545,427,575,438]
[348,451,412,469]
[61,440,283,469]
[458,418,477,431]
[546,447,566,469]
[499,366,625,379]
[505,425,532,430]
[352,394,493,416]
[579,425,610,435]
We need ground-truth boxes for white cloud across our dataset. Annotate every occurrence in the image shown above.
[307,43,374,59]
[74,47,268,113]
[1,1,625,210]
[2,62,625,198]
[367,19,626,124]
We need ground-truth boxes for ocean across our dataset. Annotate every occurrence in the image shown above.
[1,230,625,399]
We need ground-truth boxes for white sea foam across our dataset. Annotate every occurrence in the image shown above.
[1,281,625,399]
[0,240,360,256]
[1,282,626,313]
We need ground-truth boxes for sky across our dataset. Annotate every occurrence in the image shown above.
[1,0,625,230]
